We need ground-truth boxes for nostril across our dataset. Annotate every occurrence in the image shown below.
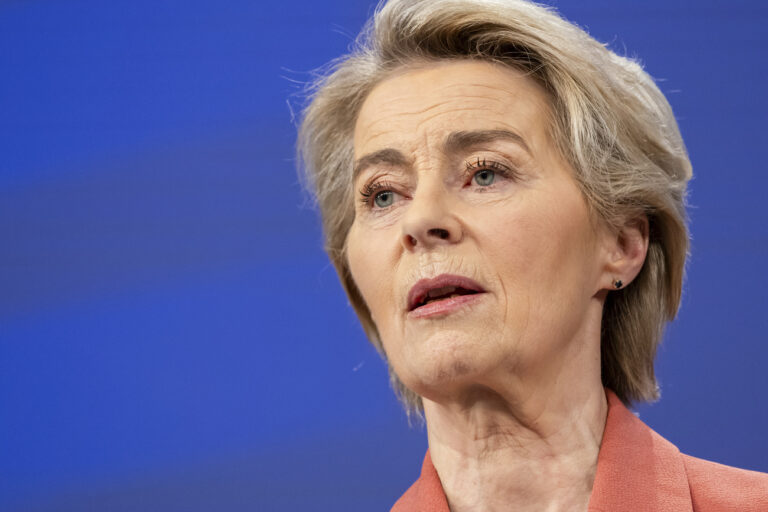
[403,227,456,249]
[428,228,450,240]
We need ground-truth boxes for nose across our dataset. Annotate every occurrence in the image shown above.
[401,184,463,251]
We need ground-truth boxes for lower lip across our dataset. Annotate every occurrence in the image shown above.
[408,293,486,319]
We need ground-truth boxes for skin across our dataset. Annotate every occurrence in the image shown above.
[346,60,648,512]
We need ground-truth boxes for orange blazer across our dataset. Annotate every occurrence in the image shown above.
[392,389,768,511]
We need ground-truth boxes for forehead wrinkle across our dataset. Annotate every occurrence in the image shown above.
[356,99,449,153]
[360,81,522,128]
[359,92,543,140]
[355,69,552,160]
[412,105,510,130]
[359,98,457,137]
[455,81,548,101]
[361,103,512,149]
[369,87,512,118]
[412,79,548,111]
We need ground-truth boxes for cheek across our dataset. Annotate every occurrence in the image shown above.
[479,192,597,332]
[491,190,594,278]
[345,224,396,326]
[480,203,550,288]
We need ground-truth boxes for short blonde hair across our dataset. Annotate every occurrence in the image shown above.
[297,0,691,413]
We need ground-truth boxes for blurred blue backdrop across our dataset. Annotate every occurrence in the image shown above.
[1,0,766,510]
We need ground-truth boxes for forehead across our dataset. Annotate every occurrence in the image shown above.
[353,60,552,158]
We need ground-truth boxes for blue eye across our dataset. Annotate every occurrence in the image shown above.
[374,190,395,208]
[473,169,495,186]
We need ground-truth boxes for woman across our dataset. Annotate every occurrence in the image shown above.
[298,0,768,510]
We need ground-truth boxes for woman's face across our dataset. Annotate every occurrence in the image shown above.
[346,60,612,402]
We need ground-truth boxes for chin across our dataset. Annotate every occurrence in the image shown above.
[399,345,493,400]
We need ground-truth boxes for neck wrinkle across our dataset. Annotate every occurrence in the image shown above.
[424,384,608,512]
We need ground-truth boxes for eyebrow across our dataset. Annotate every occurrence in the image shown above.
[352,148,411,182]
[443,129,532,156]
[352,129,532,181]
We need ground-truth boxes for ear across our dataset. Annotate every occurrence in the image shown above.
[600,215,650,291]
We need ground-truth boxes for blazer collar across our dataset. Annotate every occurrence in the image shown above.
[587,389,693,511]
[392,389,693,512]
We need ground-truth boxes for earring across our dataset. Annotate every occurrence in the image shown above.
[613,279,623,289]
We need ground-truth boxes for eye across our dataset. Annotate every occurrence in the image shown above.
[473,169,496,187]
[374,190,395,208]
[358,179,402,210]
[464,157,518,189]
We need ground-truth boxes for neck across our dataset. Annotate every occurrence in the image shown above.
[423,358,608,511]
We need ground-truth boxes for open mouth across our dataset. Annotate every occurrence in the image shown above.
[411,285,481,310]
[407,274,486,312]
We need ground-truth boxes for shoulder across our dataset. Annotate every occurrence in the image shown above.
[682,453,768,511]
[391,480,419,512]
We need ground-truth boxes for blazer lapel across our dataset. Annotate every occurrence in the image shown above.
[391,450,451,512]
[587,389,693,511]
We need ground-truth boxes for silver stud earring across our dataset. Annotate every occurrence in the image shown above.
[613,279,623,289]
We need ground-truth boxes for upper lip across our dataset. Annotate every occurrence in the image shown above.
[406,274,486,312]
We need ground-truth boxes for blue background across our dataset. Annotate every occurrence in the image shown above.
[1,1,766,510]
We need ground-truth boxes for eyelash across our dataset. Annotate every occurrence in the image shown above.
[358,158,517,209]
[358,180,397,208]
[463,157,516,184]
